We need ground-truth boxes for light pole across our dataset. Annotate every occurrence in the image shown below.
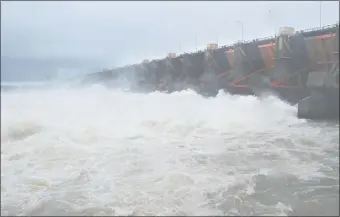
[211,28,218,44]
[319,1,322,27]
[195,36,198,52]
[236,20,244,42]
[268,9,276,36]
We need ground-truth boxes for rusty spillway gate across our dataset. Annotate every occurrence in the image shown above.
[297,25,339,119]
[85,23,339,120]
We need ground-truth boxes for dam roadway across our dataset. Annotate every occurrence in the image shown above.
[85,23,339,120]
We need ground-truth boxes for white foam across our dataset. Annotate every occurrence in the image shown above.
[1,85,338,215]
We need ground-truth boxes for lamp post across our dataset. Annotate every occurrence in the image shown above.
[319,1,322,27]
[195,36,198,52]
[215,28,218,44]
[211,28,218,44]
[236,20,244,42]
[268,9,276,36]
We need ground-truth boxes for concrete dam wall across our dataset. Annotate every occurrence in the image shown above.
[85,23,339,120]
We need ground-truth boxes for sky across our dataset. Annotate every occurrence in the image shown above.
[1,1,339,68]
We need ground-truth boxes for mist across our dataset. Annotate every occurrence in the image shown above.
[1,1,339,81]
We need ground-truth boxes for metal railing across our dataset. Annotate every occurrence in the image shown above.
[185,22,338,56]
[298,23,338,34]
[100,22,339,73]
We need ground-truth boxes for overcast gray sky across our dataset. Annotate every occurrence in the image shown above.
[1,1,339,67]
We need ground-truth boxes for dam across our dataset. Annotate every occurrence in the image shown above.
[85,23,339,120]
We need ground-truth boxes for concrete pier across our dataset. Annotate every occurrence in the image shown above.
[86,23,339,120]
[297,26,339,120]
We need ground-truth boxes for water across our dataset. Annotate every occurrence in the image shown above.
[1,83,339,216]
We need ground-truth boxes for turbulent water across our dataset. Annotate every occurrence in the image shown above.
[1,82,339,216]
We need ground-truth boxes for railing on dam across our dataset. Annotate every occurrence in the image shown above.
[93,22,339,74]
[298,23,339,34]
[187,23,338,56]
[164,23,337,65]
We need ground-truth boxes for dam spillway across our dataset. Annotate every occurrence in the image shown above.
[85,23,339,120]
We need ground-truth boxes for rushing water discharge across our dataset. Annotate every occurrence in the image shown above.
[1,83,339,216]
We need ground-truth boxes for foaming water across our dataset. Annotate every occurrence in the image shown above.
[1,84,339,216]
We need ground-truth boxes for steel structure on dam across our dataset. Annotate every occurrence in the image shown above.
[85,23,339,120]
